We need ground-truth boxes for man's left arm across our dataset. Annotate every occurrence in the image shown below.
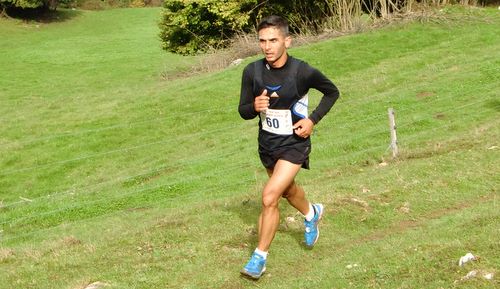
[307,67,340,125]
[294,64,340,138]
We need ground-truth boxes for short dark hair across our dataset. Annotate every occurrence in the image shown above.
[257,15,289,36]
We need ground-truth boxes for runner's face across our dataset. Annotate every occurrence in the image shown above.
[258,27,291,68]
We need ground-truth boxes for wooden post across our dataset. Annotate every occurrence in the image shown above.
[388,108,398,158]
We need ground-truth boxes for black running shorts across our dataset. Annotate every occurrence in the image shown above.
[259,145,310,170]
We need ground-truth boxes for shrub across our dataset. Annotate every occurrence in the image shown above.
[1,0,76,11]
[158,0,386,55]
[159,0,496,55]
[1,0,45,9]
[159,0,258,55]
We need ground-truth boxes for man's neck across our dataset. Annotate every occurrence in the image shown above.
[268,53,288,69]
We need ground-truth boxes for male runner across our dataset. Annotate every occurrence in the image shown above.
[238,15,340,279]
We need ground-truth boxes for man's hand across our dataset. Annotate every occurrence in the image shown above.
[293,118,314,138]
[254,89,269,112]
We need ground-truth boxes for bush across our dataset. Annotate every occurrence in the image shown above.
[159,0,497,55]
[159,0,258,55]
[1,0,44,9]
[256,0,335,33]
[478,0,500,5]
[159,0,365,54]
[1,0,76,13]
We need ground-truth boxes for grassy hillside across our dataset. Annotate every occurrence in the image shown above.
[0,6,499,289]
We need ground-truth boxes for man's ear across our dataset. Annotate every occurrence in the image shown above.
[285,36,292,48]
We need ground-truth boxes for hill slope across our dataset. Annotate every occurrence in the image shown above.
[0,6,498,289]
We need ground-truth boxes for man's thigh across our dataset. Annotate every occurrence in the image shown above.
[263,159,301,199]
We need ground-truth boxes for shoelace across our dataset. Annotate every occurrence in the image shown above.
[248,254,263,267]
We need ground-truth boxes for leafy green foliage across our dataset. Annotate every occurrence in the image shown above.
[159,0,500,55]
[158,0,343,54]
[159,0,257,55]
[257,0,334,33]
[0,0,75,11]
[0,0,45,9]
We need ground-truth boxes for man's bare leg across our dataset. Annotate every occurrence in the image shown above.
[256,159,301,252]
[262,163,322,248]
[283,181,310,216]
[259,165,311,237]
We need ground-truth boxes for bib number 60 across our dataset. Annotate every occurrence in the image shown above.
[260,109,293,135]
[265,117,280,129]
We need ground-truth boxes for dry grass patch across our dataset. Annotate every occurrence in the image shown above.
[162,3,464,80]
[0,248,15,262]
[61,235,83,246]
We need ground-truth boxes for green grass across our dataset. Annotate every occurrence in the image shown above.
[1,6,499,289]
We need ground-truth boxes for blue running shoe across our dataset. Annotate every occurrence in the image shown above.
[240,252,266,279]
[304,203,324,248]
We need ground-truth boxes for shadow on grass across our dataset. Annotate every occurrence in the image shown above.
[485,98,500,112]
[3,7,81,23]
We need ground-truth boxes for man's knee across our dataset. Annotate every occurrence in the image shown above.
[262,196,280,209]
[262,187,281,208]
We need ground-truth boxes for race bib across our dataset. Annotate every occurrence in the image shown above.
[260,109,293,135]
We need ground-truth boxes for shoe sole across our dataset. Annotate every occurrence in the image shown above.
[240,266,266,280]
[307,204,324,248]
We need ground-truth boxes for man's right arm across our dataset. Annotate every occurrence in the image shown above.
[238,65,258,120]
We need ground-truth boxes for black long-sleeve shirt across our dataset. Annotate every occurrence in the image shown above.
[239,56,339,150]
